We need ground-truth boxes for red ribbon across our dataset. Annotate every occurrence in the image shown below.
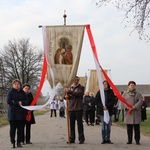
[85,24,132,113]
[26,55,47,121]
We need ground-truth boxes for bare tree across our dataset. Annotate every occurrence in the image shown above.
[95,0,150,41]
[0,38,43,91]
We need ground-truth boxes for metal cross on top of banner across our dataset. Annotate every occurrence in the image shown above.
[38,10,67,28]
[63,10,67,25]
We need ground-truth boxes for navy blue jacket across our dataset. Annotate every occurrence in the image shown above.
[7,88,28,121]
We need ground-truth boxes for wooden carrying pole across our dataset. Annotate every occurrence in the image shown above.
[65,92,70,144]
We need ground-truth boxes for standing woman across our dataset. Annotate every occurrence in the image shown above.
[122,81,143,145]
[7,79,28,148]
[23,83,35,144]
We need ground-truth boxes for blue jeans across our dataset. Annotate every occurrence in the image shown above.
[100,115,112,141]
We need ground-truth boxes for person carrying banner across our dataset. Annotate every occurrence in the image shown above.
[92,80,115,144]
[64,76,85,144]
[6,79,28,148]
[22,83,35,144]
[122,81,143,145]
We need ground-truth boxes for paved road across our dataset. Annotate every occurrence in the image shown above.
[0,111,150,150]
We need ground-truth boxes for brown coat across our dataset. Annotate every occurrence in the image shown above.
[122,90,143,124]
[67,84,84,111]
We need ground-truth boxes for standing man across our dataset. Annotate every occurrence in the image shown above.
[64,76,85,144]
[122,81,143,145]
[94,80,115,144]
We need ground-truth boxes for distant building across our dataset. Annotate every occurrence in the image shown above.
[116,84,150,106]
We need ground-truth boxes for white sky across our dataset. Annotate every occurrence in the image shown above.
[0,0,150,95]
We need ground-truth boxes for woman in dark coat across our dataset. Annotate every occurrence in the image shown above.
[7,79,28,148]
[83,91,93,126]
[23,83,35,144]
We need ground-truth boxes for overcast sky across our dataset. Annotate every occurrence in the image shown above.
[0,0,150,95]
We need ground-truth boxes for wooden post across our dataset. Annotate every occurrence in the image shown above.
[65,92,70,144]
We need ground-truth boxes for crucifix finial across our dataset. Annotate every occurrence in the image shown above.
[63,10,67,25]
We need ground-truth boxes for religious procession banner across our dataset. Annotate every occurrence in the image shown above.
[85,69,108,95]
[23,24,133,123]
[85,25,133,117]
[43,25,85,87]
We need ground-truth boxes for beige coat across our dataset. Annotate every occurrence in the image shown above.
[122,90,143,124]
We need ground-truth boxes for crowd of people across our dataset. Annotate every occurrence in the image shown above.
[6,77,148,148]
[63,76,146,145]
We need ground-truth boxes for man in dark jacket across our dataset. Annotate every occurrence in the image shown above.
[94,80,115,144]
[7,79,28,148]
[64,76,85,144]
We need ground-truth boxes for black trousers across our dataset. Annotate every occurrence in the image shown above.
[85,110,92,124]
[69,110,85,142]
[9,120,23,144]
[59,110,65,117]
[26,124,31,143]
[22,121,26,143]
[91,109,95,124]
[50,109,57,117]
[127,124,140,143]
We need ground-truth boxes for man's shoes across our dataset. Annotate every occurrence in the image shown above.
[17,143,22,148]
[26,141,32,144]
[127,142,132,144]
[90,123,94,126]
[67,140,75,144]
[136,142,140,145]
[101,140,106,144]
[11,143,15,148]
[107,140,113,144]
[21,142,25,145]
[79,140,84,144]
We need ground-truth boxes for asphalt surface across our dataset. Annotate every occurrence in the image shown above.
[0,111,150,150]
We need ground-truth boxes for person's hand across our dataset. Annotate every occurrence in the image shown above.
[103,106,107,110]
[64,87,69,93]
[127,106,135,111]
[19,101,22,106]
[88,103,91,106]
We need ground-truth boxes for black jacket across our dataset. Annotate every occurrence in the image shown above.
[7,88,28,121]
[83,95,94,111]
[94,88,115,116]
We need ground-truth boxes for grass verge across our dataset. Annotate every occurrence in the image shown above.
[0,108,50,127]
[115,108,150,136]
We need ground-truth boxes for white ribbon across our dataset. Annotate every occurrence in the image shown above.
[22,26,56,111]
[93,53,110,124]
